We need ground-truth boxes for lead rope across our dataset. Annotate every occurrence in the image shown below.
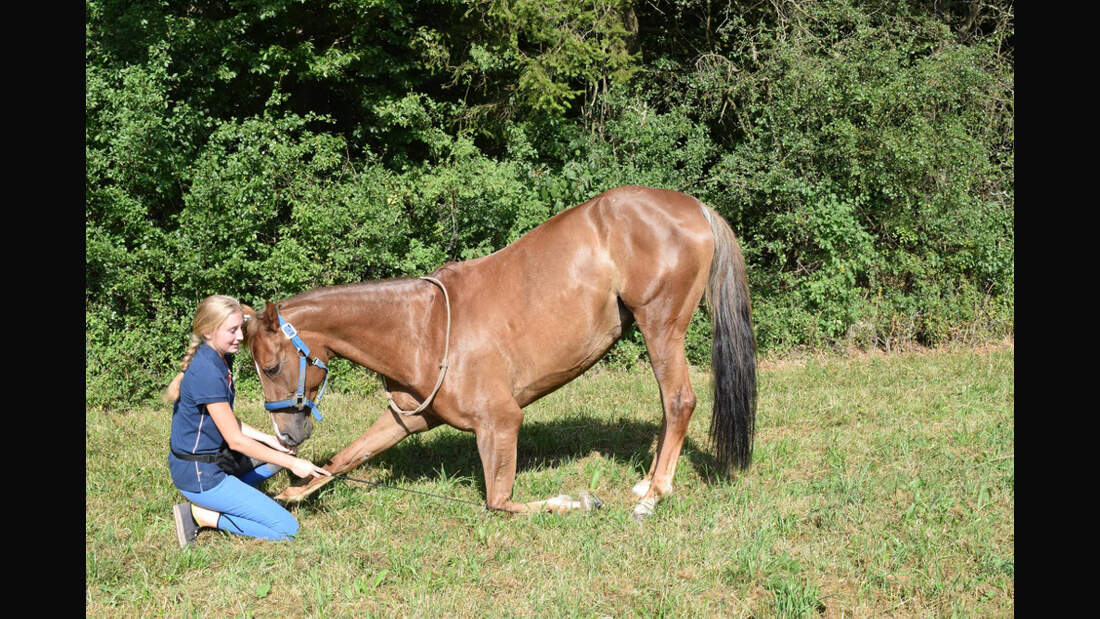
[330,473,508,512]
[384,276,451,415]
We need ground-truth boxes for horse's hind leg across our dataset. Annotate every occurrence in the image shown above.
[627,282,707,518]
[275,409,438,502]
[632,325,698,518]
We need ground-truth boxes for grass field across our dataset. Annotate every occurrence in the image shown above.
[86,343,1014,616]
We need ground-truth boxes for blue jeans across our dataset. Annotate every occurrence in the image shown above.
[179,464,298,541]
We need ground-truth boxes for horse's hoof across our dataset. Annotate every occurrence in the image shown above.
[632,496,656,520]
[631,479,651,498]
[578,491,604,511]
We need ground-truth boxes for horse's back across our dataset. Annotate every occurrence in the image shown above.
[444,185,711,302]
[497,185,711,267]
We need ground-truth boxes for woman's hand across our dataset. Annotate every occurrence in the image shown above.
[289,457,332,480]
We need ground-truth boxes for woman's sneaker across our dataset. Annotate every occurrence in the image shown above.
[172,503,199,548]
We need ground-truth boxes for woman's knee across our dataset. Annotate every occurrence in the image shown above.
[272,510,299,540]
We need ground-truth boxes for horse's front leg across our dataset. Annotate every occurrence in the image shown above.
[476,402,603,514]
[275,409,436,502]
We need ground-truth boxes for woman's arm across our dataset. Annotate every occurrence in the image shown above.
[239,420,295,454]
[206,402,329,478]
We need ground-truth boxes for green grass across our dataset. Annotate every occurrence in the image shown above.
[87,344,1014,616]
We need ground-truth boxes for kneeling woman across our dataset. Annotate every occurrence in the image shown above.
[164,295,330,547]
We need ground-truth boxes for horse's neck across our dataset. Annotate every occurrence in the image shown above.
[290,279,440,384]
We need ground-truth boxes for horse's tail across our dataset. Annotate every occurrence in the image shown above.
[700,204,758,476]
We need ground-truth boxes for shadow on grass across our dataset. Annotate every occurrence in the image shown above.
[288,412,727,508]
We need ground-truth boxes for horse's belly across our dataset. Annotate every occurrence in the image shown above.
[512,295,628,406]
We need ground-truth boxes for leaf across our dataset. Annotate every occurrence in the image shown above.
[589,467,602,490]
[254,583,271,598]
[373,569,388,589]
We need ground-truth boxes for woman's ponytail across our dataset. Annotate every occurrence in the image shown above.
[161,334,202,403]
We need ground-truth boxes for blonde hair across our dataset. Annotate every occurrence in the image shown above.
[162,294,244,403]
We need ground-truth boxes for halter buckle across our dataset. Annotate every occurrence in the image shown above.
[281,322,298,339]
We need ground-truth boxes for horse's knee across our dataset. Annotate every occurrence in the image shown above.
[485,496,508,512]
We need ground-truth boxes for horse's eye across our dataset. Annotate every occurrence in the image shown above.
[263,363,281,377]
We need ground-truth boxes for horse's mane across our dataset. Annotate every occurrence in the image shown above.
[278,277,420,307]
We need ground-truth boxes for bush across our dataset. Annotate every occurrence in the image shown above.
[86,0,1012,409]
[676,1,1013,351]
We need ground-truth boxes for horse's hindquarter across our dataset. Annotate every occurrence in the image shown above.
[442,186,713,408]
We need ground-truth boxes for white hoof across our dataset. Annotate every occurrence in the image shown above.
[632,496,657,520]
[578,491,604,511]
[631,479,651,498]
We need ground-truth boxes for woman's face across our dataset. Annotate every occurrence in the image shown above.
[204,311,244,356]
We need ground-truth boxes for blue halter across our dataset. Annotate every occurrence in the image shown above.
[261,310,329,421]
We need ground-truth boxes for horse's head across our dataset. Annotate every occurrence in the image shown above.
[243,302,327,448]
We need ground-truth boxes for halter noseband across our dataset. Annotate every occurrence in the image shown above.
[260,310,329,421]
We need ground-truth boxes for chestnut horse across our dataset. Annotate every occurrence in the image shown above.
[243,185,756,518]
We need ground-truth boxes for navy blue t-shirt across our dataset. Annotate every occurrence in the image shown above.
[168,342,236,492]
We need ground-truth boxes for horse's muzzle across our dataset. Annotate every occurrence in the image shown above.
[277,433,301,450]
[269,409,314,448]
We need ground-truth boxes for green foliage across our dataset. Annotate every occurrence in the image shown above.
[662,0,1014,352]
[477,0,640,116]
[86,0,1013,409]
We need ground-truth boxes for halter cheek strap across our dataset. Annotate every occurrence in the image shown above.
[261,310,329,421]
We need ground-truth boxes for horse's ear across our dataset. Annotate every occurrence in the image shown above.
[261,302,279,329]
